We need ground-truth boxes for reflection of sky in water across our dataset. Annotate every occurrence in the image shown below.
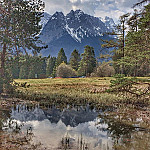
[8,106,113,149]
[22,119,112,149]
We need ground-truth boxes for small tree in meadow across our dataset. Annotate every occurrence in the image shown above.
[56,63,76,78]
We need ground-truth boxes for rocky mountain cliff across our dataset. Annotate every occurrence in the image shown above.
[39,10,115,58]
[40,12,51,30]
[100,16,116,31]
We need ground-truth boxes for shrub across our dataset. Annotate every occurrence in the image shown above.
[56,63,76,78]
[91,62,115,77]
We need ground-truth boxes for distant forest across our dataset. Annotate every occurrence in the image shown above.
[7,46,99,79]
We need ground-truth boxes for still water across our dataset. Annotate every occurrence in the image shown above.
[1,104,150,150]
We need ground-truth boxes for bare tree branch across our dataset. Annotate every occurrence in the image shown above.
[133,0,150,8]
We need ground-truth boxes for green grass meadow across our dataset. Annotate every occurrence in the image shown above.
[14,77,150,107]
[14,77,118,105]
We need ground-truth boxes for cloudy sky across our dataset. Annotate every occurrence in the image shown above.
[42,0,142,22]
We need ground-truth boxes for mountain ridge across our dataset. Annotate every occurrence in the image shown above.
[39,10,115,58]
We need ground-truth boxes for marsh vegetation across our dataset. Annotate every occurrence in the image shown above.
[0,101,150,150]
[0,77,149,149]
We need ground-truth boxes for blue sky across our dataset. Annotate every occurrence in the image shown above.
[42,0,141,22]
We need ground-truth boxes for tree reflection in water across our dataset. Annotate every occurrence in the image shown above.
[0,104,150,150]
[0,109,45,150]
[59,133,89,150]
[97,107,150,150]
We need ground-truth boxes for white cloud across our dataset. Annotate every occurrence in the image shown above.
[42,0,139,22]
[70,0,78,3]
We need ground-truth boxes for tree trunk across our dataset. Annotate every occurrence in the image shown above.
[0,43,7,93]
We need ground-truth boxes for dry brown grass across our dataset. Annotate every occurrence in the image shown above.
[13,77,150,106]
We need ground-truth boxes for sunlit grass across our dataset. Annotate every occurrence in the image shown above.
[14,77,117,105]
[14,77,150,106]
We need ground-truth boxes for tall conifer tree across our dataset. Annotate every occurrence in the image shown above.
[101,13,130,74]
[69,49,81,71]
[56,48,67,67]
[78,45,96,76]
[122,3,150,76]
[46,56,56,77]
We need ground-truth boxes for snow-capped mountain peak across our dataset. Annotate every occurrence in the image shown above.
[53,11,64,18]
[101,16,116,31]
[40,12,51,30]
[39,10,115,58]
[40,11,115,43]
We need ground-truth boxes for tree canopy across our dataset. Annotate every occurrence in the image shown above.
[101,3,150,76]
[0,0,45,93]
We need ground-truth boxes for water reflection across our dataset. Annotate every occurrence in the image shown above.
[2,105,113,149]
[98,107,150,150]
[1,104,150,150]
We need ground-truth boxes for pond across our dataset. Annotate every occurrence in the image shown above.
[0,103,150,150]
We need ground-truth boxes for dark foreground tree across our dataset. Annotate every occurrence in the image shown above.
[121,3,150,76]
[0,0,45,93]
[101,13,130,74]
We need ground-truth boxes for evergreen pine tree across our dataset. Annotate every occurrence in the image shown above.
[101,13,130,74]
[19,63,29,79]
[52,48,67,77]
[40,57,47,76]
[69,49,81,71]
[28,56,37,79]
[46,57,56,77]
[56,48,67,67]
[127,9,139,32]
[78,45,96,76]
[9,56,20,79]
[28,65,36,79]
[121,3,150,76]
[52,61,57,78]
[26,55,47,79]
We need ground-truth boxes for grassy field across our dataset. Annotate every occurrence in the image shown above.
[14,77,150,107]
[14,77,119,106]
